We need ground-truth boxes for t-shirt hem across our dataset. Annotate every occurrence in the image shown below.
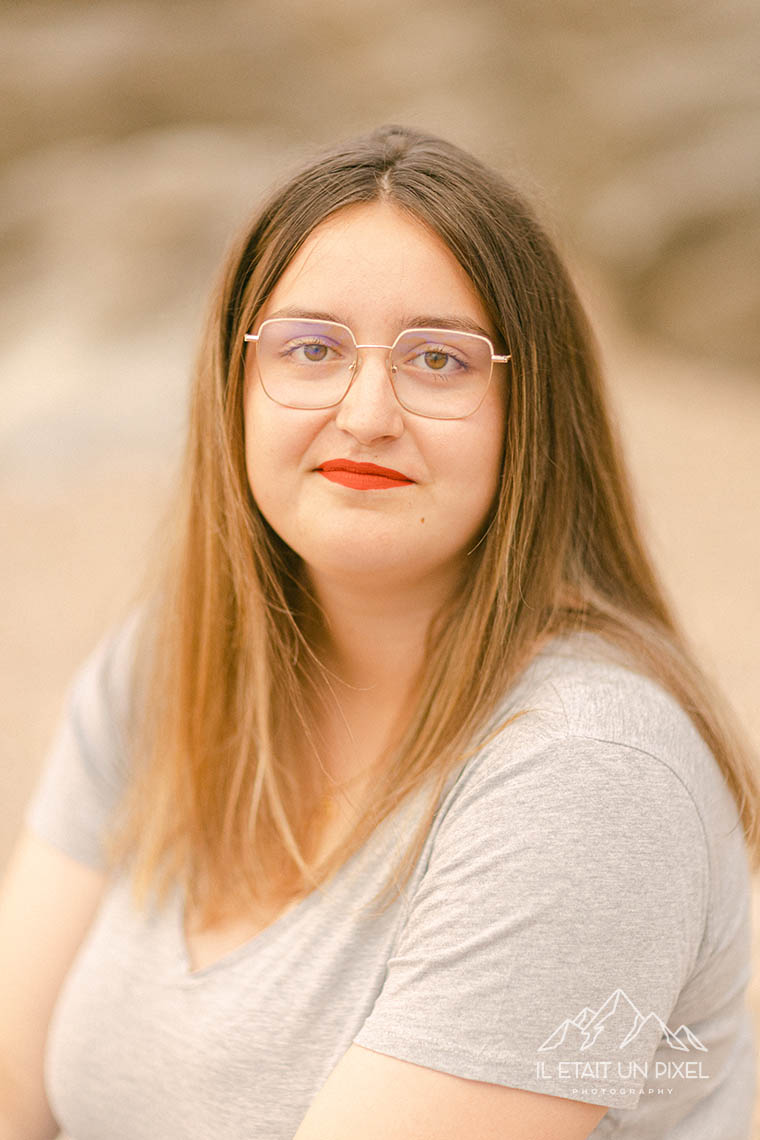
[352,1024,642,1110]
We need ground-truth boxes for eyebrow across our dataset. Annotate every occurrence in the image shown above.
[265,306,495,341]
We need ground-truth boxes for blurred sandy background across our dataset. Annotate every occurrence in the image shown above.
[1,0,759,1131]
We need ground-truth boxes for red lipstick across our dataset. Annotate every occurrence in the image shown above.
[317,459,414,490]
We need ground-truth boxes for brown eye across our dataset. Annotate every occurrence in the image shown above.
[303,343,328,362]
[424,350,449,370]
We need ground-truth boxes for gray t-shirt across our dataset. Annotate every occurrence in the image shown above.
[24,613,756,1139]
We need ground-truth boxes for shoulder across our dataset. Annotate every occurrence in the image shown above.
[411,637,721,973]
[435,630,751,951]
[74,604,146,699]
[430,634,728,909]
[23,605,148,869]
[63,604,148,780]
[466,632,729,833]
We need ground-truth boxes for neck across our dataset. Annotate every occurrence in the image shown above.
[301,563,462,703]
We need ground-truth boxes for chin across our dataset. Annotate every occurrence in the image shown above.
[300,531,466,590]
[304,545,415,581]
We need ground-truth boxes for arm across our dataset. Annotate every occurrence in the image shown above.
[0,827,108,1139]
[293,1044,607,1139]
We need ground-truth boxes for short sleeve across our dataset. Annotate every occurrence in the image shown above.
[23,609,142,870]
[353,736,710,1111]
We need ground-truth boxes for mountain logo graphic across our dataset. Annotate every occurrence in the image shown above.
[537,988,708,1054]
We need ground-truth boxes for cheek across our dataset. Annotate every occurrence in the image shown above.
[242,386,327,503]
[451,403,505,503]
[457,417,506,536]
[420,422,503,553]
[244,381,291,463]
[243,386,290,505]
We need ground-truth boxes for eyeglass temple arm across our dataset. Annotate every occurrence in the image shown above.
[243,333,259,343]
[493,353,511,363]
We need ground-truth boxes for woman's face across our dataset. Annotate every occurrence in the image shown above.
[242,201,507,594]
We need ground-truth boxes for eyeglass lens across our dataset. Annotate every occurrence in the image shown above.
[254,319,494,419]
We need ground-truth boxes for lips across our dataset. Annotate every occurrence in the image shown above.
[317,458,414,490]
[319,459,413,480]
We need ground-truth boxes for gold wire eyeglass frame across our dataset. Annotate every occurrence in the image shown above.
[243,317,512,421]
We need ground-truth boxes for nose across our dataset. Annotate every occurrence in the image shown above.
[333,345,405,443]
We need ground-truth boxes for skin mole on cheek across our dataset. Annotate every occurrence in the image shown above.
[420,517,425,523]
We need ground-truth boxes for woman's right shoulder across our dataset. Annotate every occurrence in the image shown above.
[74,601,151,701]
[23,602,152,865]
[64,604,148,740]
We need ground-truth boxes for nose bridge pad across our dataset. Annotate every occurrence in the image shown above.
[344,345,398,408]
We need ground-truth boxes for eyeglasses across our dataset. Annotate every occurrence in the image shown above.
[243,318,511,420]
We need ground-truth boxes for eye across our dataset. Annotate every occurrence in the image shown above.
[284,338,343,365]
[405,344,468,375]
[300,342,329,363]
[423,349,448,371]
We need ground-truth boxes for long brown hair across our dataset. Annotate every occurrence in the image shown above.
[107,124,760,926]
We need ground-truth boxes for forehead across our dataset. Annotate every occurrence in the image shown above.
[259,201,496,339]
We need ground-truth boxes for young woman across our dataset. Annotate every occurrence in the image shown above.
[1,124,757,1140]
